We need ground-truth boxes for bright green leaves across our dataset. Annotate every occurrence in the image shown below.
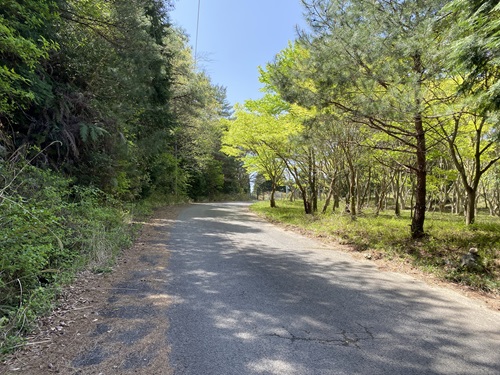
[260,42,317,108]
[222,94,303,162]
[0,0,59,115]
[221,94,306,207]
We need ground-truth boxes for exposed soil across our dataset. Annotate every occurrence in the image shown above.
[1,205,186,375]
[1,203,498,375]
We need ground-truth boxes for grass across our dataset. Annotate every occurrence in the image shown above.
[251,200,500,294]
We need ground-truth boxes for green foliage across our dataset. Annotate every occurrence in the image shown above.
[1,166,71,299]
[0,0,59,116]
[187,159,224,200]
[0,285,57,355]
[0,0,243,200]
[0,162,134,353]
[253,0,500,231]
[251,200,500,293]
[443,0,500,113]
[221,94,306,207]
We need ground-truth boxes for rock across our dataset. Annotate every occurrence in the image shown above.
[460,248,480,269]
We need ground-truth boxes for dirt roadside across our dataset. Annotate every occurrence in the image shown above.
[1,205,186,375]
[1,203,498,374]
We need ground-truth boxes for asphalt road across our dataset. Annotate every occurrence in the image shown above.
[165,202,500,375]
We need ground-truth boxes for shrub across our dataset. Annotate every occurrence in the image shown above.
[0,162,133,353]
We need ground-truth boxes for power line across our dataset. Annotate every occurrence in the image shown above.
[195,0,201,66]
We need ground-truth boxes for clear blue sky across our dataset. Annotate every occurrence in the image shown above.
[170,0,306,106]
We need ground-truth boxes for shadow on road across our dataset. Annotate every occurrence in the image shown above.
[165,203,500,375]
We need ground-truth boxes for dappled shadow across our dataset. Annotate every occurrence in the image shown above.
[69,209,177,374]
[164,203,500,375]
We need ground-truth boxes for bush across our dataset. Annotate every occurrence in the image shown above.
[0,162,133,354]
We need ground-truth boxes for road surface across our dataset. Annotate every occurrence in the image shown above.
[165,202,499,375]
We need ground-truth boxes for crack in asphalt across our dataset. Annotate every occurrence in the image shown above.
[265,323,375,349]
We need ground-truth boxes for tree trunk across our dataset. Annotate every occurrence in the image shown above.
[333,192,340,212]
[270,181,277,208]
[482,182,495,216]
[394,170,401,217]
[349,170,356,217]
[322,174,337,214]
[410,52,426,239]
[299,185,312,214]
[400,173,409,210]
[374,189,380,212]
[309,151,318,213]
[453,180,462,215]
[411,114,426,238]
[358,167,371,212]
[322,189,333,214]
[375,181,387,216]
[295,169,312,215]
[304,199,312,214]
[465,187,476,225]
[344,155,357,218]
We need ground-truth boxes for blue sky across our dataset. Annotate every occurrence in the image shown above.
[170,0,306,106]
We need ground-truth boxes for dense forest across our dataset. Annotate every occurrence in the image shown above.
[223,0,500,235]
[0,0,248,351]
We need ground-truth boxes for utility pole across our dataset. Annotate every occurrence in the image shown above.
[195,0,201,67]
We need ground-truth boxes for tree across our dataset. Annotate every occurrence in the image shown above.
[437,110,499,224]
[316,113,370,217]
[221,95,299,208]
[430,0,500,224]
[170,60,238,199]
[313,122,344,214]
[0,0,58,117]
[1,0,178,198]
[0,0,242,202]
[442,0,500,115]
[267,0,447,238]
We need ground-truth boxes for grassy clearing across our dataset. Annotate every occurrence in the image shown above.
[251,200,500,294]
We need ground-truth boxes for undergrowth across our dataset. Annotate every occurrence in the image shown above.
[251,200,500,294]
[0,162,184,355]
